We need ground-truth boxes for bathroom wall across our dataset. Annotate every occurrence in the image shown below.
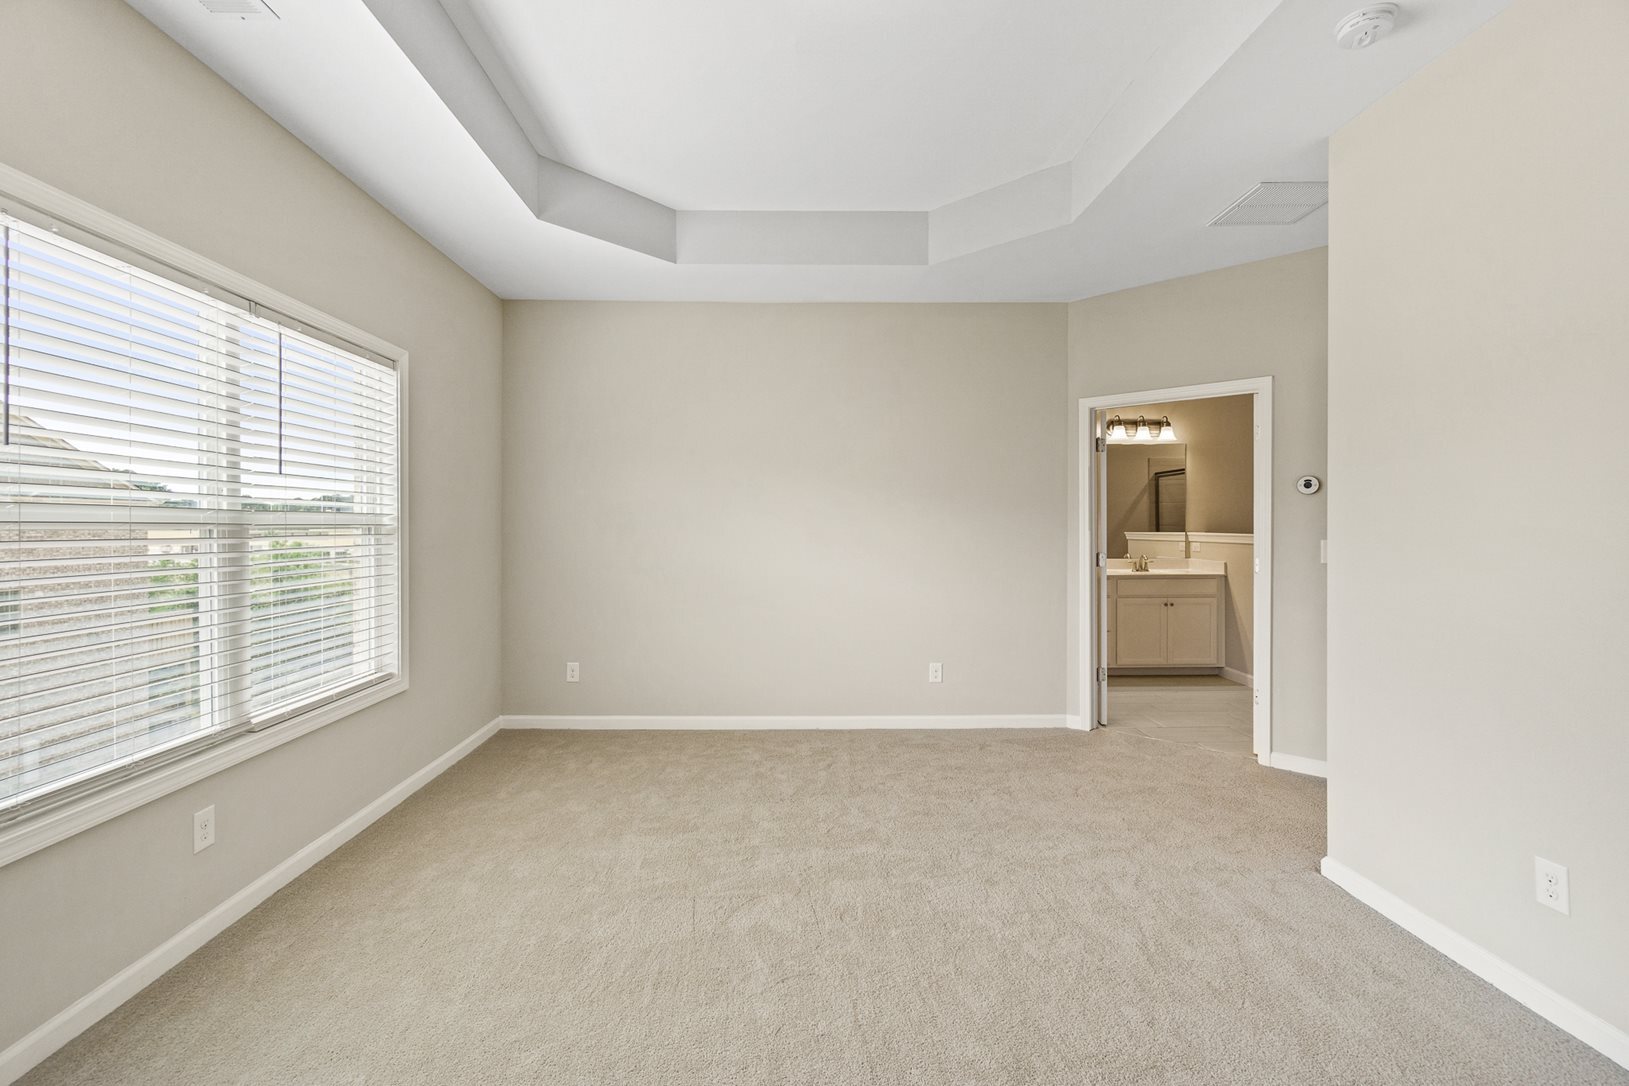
[1103,394,1253,557]
[1106,445,1188,558]
[1191,535,1254,682]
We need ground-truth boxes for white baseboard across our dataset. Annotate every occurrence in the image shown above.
[1320,857,1629,1071]
[0,716,503,1086]
[501,714,1068,731]
[1065,714,1086,731]
[1221,667,1253,687]
[1266,752,1327,778]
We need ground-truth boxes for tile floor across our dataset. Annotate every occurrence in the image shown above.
[1105,674,1254,756]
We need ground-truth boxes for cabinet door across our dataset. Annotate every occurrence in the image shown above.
[1113,597,1168,666]
[1166,597,1219,665]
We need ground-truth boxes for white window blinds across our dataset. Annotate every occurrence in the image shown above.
[0,213,401,817]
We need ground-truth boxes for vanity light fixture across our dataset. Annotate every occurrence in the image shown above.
[1103,415,1177,444]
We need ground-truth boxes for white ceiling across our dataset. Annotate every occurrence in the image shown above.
[452,0,1206,211]
[124,0,1510,300]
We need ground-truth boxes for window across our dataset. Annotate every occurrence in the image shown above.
[0,588,18,635]
[0,210,401,820]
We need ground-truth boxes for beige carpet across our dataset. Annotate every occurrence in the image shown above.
[22,729,1627,1085]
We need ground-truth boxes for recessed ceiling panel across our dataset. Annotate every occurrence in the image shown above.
[455,0,1201,210]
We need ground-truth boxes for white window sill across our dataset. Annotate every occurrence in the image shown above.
[0,675,408,869]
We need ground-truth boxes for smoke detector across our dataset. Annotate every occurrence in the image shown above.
[1335,5,1398,49]
[197,0,279,17]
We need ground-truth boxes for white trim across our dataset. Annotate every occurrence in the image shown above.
[501,714,1068,731]
[1079,377,1273,763]
[1266,752,1326,778]
[1187,532,1254,544]
[1221,666,1253,687]
[0,163,412,869]
[1320,858,1629,1071]
[1065,714,1086,731]
[0,716,501,1086]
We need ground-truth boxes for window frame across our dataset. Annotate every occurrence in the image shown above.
[0,164,410,869]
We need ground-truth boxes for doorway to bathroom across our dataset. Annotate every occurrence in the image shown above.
[1078,378,1273,762]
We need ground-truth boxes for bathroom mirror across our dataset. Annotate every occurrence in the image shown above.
[1106,443,1187,557]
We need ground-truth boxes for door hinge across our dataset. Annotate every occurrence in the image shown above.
[1095,436,1106,452]
[1095,552,1107,568]
[1097,667,1108,682]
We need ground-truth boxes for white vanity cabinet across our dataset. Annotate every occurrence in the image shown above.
[1108,573,1225,669]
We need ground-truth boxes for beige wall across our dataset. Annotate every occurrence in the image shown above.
[1067,250,1327,757]
[1197,538,1255,681]
[502,301,1068,717]
[1168,395,1253,535]
[1104,394,1254,557]
[1328,0,1629,1042]
[0,0,502,1057]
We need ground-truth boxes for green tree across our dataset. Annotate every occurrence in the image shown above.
[148,558,199,615]
[251,541,354,611]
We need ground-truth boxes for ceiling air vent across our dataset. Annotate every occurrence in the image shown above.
[1209,182,1328,226]
[197,0,279,17]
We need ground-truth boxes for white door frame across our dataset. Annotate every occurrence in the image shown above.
[1078,376,1274,763]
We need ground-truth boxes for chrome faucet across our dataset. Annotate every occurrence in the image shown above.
[1126,553,1152,572]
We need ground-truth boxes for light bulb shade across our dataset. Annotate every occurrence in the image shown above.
[1157,416,1177,441]
[1132,419,1153,442]
[1106,419,1128,440]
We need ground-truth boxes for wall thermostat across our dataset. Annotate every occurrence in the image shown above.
[1296,475,1322,495]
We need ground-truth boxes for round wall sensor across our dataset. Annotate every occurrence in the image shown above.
[1297,475,1322,495]
[1335,4,1399,49]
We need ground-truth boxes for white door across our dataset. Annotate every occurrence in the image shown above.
[1093,420,1110,727]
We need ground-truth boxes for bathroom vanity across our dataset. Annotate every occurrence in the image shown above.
[1106,561,1227,669]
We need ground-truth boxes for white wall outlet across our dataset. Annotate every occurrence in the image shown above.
[193,806,216,854]
[927,662,943,684]
[1534,857,1569,914]
[565,661,580,683]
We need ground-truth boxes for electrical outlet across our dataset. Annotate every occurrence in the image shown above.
[927,662,943,684]
[193,806,216,854]
[1534,857,1569,915]
[565,661,579,683]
